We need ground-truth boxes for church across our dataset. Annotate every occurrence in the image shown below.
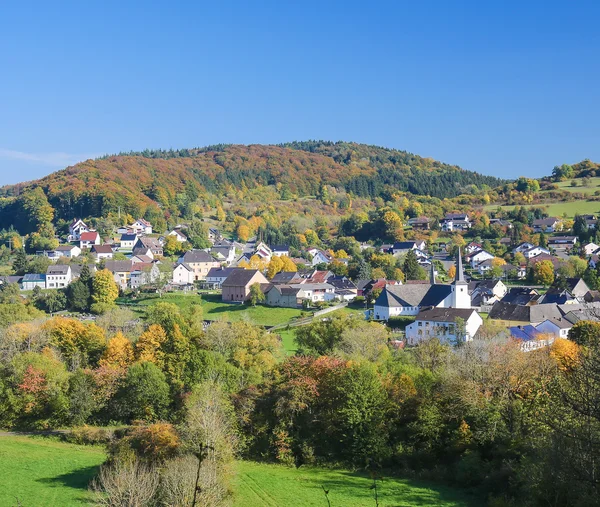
[372,249,471,321]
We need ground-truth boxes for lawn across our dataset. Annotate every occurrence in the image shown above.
[0,435,106,507]
[233,461,477,507]
[276,328,298,355]
[118,293,304,327]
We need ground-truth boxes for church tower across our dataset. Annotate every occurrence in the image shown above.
[451,248,471,308]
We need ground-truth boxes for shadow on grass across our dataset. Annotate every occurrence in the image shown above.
[36,464,101,504]
[309,469,479,507]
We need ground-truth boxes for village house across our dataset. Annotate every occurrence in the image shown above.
[205,266,242,289]
[548,236,578,249]
[308,248,334,267]
[172,263,195,286]
[181,250,221,281]
[440,213,471,232]
[270,271,303,285]
[210,244,236,266]
[208,227,221,244]
[130,263,161,289]
[468,279,508,306]
[45,244,81,261]
[407,216,430,230]
[468,250,495,268]
[131,218,153,235]
[119,234,137,249]
[583,242,600,256]
[91,244,114,262]
[104,260,134,290]
[388,240,427,256]
[522,246,550,259]
[68,219,89,242]
[532,217,560,233]
[133,237,163,257]
[465,242,483,255]
[405,308,483,345]
[46,265,72,289]
[271,245,290,257]
[221,269,269,302]
[512,242,535,254]
[168,229,188,243]
[79,231,101,250]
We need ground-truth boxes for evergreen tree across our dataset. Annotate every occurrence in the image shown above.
[12,248,27,275]
[403,250,427,280]
[357,259,372,280]
[539,231,548,248]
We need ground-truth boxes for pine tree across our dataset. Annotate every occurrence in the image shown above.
[12,248,28,275]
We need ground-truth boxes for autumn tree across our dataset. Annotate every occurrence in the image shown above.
[91,269,119,313]
[533,260,555,286]
[135,324,167,368]
[267,256,284,279]
[99,332,135,369]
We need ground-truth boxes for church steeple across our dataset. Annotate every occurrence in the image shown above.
[454,248,467,285]
[450,248,471,308]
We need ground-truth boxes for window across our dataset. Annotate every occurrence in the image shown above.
[418,322,422,327]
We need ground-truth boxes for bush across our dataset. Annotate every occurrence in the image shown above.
[67,425,114,446]
[90,302,117,315]
[386,316,415,330]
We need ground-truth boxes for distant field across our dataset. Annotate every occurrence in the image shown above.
[233,460,477,507]
[484,199,600,218]
[118,293,304,327]
[0,435,105,507]
[542,177,600,195]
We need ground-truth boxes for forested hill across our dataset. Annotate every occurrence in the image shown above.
[0,142,503,231]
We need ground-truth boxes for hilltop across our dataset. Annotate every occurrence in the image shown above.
[0,141,502,232]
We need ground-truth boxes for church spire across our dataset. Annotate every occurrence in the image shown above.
[430,261,436,284]
[454,248,466,284]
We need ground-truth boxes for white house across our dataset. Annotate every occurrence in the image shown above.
[583,242,600,256]
[68,219,89,242]
[533,217,560,233]
[523,246,551,259]
[440,213,471,232]
[536,318,572,339]
[513,242,535,254]
[469,250,495,268]
[79,231,101,249]
[91,244,114,261]
[119,234,137,250]
[172,263,195,285]
[205,267,241,289]
[46,265,72,289]
[548,236,578,249]
[308,248,333,267]
[271,245,290,257]
[54,244,82,259]
[131,219,153,235]
[405,308,483,345]
[168,229,188,243]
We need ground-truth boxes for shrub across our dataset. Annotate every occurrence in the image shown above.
[67,425,114,446]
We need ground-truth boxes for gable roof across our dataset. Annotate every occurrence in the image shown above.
[91,244,113,254]
[415,307,478,323]
[55,244,78,252]
[120,233,137,241]
[206,266,241,278]
[489,301,563,323]
[376,284,452,308]
[222,269,265,287]
[47,265,70,275]
[104,260,134,273]
[80,231,99,241]
[271,271,301,284]
[183,250,216,263]
[174,262,193,272]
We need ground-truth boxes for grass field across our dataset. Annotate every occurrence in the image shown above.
[118,293,304,327]
[233,461,476,507]
[0,435,106,507]
[484,199,600,218]
[0,437,475,507]
[542,176,600,195]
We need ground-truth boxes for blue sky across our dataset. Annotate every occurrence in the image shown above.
[1,1,599,185]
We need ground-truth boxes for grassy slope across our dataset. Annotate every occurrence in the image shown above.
[233,461,476,507]
[119,293,304,327]
[0,436,105,507]
[484,200,600,217]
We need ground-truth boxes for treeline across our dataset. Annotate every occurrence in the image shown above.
[2,303,600,505]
